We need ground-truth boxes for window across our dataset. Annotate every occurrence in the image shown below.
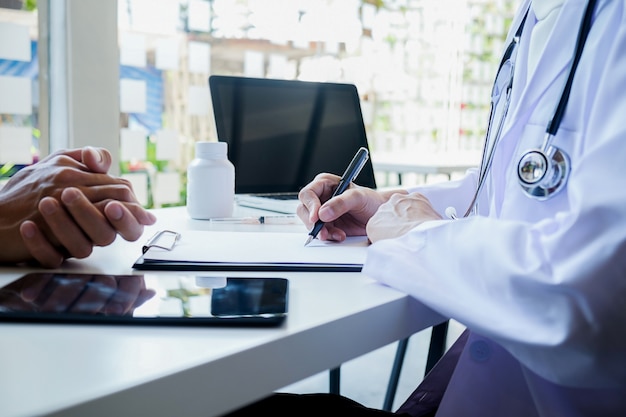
[0,0,40,186]
[1,1,518,201]
[115,0,519,207]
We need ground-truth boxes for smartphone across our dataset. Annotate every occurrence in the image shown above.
[0,273,288,327]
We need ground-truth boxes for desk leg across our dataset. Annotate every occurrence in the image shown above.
[329,367,341,394]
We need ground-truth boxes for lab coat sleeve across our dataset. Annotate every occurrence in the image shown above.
[363,6,626,389]
[406,168,479,218]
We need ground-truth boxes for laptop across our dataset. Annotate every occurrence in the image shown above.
[209,75,377,214]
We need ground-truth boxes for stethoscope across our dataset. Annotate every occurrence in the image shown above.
[452,0,598,219]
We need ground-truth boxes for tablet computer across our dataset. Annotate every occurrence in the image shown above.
[0,273,288,327]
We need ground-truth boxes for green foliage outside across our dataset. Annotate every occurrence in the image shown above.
[119,136,187,209]
[23,0,36,11]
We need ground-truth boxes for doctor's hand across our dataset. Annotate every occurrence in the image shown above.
[366,192,442,243]
[0,147,156,268]
[297,172,407,242]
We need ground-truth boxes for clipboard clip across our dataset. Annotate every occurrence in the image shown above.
[142,230,181,254]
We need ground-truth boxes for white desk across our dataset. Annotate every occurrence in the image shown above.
[0,206,443,417]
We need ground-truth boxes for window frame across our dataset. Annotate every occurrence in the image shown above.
[41,0,120,173]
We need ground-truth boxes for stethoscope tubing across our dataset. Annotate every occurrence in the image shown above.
[546,0,598,136]
[462,0,597,217]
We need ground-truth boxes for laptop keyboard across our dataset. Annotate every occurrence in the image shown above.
[250,193,299,200]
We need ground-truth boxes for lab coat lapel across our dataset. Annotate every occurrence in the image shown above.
[505,0,587,128]
[486,0,586,216]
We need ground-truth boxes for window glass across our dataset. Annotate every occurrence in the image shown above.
[0,0,39,186]
[117,0,519,207]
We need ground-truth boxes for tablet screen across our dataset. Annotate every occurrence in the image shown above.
[0,273,288,327]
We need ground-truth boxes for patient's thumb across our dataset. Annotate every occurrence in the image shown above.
[82,146,112,173]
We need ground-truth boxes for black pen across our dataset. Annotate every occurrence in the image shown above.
[304,147,370,246]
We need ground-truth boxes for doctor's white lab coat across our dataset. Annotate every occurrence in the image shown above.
[363,0,626,415]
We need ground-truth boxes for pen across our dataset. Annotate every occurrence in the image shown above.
[209,215,301,225]
[304,147,370,246]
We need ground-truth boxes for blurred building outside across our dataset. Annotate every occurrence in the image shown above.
[0,0,519,204]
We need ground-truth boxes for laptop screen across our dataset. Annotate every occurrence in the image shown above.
[209,76,377,194]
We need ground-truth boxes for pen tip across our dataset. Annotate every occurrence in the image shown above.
[304,235,313,246]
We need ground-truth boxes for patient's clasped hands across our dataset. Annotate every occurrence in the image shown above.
[0,147,156,268]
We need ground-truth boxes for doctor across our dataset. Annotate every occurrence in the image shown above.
[227,0,626,416]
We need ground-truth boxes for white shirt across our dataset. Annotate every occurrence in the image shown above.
[528,0,565,77]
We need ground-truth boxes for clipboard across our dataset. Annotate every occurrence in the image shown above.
[133,230,368,272]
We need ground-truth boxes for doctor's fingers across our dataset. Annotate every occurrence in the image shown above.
[366,193,442,242]
[295,202,315,229]
[319,186,386,225]
[372,193,441,226]
[387,192,442,221]
[298,173,341,222]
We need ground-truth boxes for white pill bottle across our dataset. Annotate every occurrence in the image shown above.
[186,141,235,219]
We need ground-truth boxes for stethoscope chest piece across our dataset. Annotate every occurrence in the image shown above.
[458,0,596,214]
[517,143,570,200]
